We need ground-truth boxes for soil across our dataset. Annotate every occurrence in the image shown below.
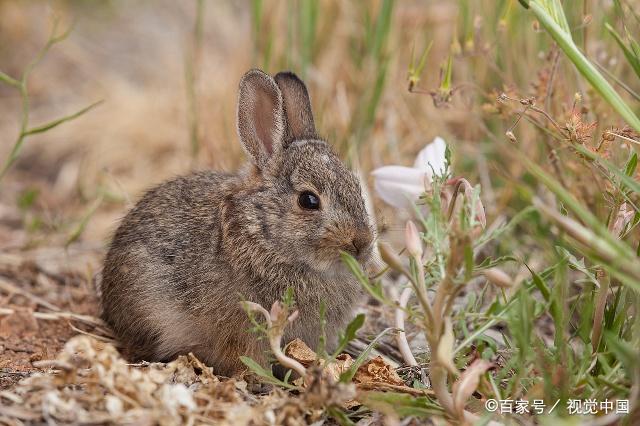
[0,234,106,390]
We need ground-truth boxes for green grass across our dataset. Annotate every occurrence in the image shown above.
[243,0,640,423]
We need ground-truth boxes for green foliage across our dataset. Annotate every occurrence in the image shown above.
[606,23,640,79]
[239,356,298,390]
[358,392,443,418]
[298,0,318,76]
[332,313,365,359]
[341,252,387,305]
[408,41,432,88]
[326,406,356,426]
[17,188,39,212]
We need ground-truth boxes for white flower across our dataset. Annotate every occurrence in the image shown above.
[371,136,448,209]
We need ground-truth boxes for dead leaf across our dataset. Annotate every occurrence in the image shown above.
[295,353,355,387]
[354,356,405,387]
[324,353,354,382]
[612,203,633,237]
[285,338,317,366]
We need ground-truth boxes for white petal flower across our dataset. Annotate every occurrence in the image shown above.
[414,136,448,175]
[371,137,448,209]
[371,166,426,208]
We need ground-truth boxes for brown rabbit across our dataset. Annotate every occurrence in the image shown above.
[100,69,375,376]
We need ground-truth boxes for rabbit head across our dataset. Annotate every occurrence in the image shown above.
[230,69,375,275]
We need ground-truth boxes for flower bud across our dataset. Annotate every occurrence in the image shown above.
[404,221,423,260]
[436,317,458,375]
[379,241,406,273]
[483,268,514,288]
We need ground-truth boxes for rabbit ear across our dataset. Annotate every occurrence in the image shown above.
[274,71,317,142]
[237,69,285,168]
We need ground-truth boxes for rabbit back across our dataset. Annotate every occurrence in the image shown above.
[101,171,264,374]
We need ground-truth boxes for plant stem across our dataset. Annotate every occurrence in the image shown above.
[395,286,418,366]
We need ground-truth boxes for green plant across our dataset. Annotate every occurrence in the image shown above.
[519,0,640,132]
[0,18,100,181]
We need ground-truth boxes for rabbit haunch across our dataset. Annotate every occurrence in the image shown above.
[100,69,375,376]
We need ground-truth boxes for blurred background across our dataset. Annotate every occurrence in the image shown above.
[0,0,637,260]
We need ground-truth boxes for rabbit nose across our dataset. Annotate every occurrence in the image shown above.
[351,231,373,256]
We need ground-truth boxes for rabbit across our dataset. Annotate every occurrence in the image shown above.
[100,69,376,376]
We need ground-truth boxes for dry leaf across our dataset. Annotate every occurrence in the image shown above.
[1,336,259,425]
[285,338,317,366]
[324,353,354,382]
[285,339,355,384]
[354,356,405,387]
[612,203,633,237]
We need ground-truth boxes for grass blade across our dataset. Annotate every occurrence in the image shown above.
[239,356,298,390]
[527,1,640,132]
[332,313,365,358]
[606,23,640,79]
[523,155,636,261]
[66,194,104,248]
[574,145,640,195]
[341,252,387,305]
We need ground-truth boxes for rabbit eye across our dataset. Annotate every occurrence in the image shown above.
[298,191,320,210]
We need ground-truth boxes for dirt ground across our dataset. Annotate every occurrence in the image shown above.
[0,222,106,390]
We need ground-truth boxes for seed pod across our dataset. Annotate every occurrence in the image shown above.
[379,241,406,274]
[483,268,514,288]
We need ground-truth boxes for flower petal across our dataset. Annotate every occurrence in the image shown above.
[414,136,448,176]
[371,165,428,185]
[371,165,429,208]
[372,178,425,209]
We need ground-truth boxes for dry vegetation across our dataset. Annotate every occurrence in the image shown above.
[1,0,639,425]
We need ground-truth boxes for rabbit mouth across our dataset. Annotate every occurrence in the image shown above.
[317,227,375,262]
[310,243,374,272]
